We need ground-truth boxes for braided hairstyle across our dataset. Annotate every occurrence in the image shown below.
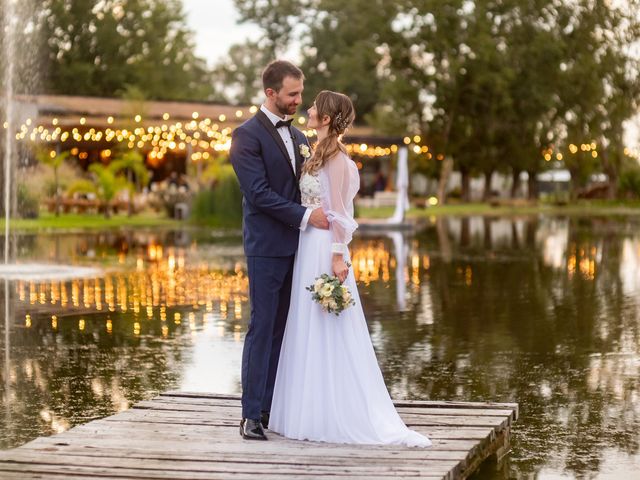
[303,90,355,175]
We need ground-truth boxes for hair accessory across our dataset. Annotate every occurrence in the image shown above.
[333,112,349,132]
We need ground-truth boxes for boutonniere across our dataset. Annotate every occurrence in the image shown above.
[299,144,311,160]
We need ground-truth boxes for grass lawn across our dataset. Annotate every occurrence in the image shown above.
[2,200,639,232]
[1,211,182,231]
[356,199,640,219]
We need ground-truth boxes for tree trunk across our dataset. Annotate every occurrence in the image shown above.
[437,157,453,205]
[527,171,538,200]
[460,168,471,202]
[510,169,521,198]
[568,170,580,201]
[54,167,60,216]
[103,202,111,219]
[482,170,494,202]
[128,170,134,217]
[600,148,618,200]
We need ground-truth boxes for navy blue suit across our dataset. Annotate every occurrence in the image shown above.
[230,110,310,420]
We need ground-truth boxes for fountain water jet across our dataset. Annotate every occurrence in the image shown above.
[0,0,103,281]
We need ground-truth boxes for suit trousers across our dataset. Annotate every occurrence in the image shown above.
[241,255,295,420]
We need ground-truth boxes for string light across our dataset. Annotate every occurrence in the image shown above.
[5,112,636,163]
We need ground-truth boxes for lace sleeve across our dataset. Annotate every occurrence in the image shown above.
[321,153,360,256]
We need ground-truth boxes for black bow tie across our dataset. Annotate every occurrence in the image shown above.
[275,119,293,128]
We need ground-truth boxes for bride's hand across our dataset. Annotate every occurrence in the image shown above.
[332,255,349,283]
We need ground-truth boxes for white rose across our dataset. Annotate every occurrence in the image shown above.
[321,284,334,297]
[314,278,324,293]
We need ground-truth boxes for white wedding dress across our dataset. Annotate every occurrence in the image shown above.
[269,152,431,447]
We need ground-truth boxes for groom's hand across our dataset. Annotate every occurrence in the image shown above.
[309,208,329,230]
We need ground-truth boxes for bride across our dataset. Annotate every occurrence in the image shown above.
[269,90,431,448]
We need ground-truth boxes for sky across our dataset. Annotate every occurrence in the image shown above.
[182,0,261,67]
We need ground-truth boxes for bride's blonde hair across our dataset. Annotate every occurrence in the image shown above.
[303,90,355,175]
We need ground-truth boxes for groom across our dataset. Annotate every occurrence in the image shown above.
[230,60,329,440]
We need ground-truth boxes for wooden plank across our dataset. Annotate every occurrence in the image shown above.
[10,442,484,462]
[0,451,458,476]
[133,400,516,419]
[10,434,474,462]
[160,392,519,419]
[28,422,496,443]
[110,408,511,429]
[0,392,518,480]
[0,465,441,480]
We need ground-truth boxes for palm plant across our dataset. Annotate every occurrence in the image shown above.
[67,163,132,218]
[109,150,150,216]
[35,149,69,216]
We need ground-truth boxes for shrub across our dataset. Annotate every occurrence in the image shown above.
[191,165,242,226]
[619,168,640,199]
[17,183,39,218]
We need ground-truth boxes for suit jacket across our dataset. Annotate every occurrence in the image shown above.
[230,109,310,257]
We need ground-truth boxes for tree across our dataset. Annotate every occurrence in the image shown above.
[234,0,307,58]
[38,0,215,100]
[234,0,640,203]
[212,40,271,105]
[554,0,640,199]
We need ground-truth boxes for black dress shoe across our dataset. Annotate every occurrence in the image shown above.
[260,411,270,429]
[240,418,267,440]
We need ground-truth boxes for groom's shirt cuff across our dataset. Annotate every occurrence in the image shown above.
[299,208,312,231]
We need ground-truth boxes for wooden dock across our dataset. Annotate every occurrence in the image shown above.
[0,392,518,480]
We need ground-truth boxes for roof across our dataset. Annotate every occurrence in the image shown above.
[16,94,378,139]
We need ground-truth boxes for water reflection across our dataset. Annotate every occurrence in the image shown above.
[1,218,639,478]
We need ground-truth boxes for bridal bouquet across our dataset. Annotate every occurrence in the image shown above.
[306,273,356,316]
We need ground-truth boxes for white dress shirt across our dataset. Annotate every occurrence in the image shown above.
[260,104,312,231]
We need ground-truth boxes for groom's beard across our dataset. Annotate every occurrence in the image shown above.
[275,98,298,116]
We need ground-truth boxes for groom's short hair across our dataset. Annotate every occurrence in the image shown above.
[262,60,304,92]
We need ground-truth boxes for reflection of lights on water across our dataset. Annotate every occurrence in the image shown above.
[352,241,391,285]
[189,312,196,332]
[106,318,112,334]
[349,240,428,288]
[133,322,140,335]
[78,319,85,331]
[51,315,57,330]
[174,312,181,325]
[567,242,598,280]
[234,295,242,320]
[25,314,31,328]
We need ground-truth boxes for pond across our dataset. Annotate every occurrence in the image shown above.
[1,215,639,478]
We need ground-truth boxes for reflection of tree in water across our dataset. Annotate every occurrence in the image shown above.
[355,217,640,478]
[0,309,191,449]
